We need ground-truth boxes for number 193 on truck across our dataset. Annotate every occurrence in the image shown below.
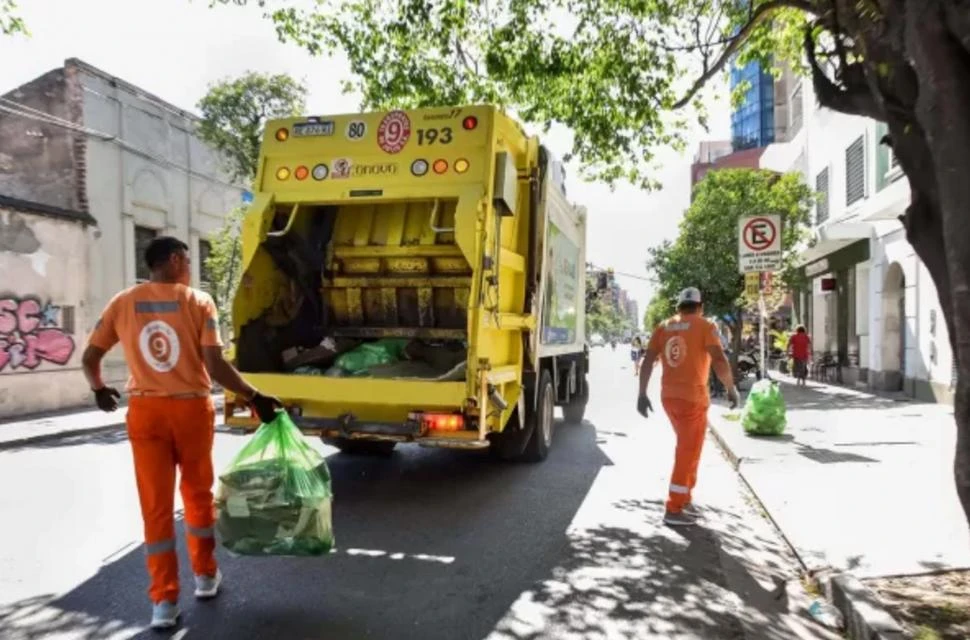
[224,105,589,461]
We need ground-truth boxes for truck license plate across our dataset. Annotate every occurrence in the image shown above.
[293,121,335,137]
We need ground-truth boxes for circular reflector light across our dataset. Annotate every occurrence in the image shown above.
[275,128,289,141]
[411,159,429,176]
[433,159,449,174]
[454,158,470,174]
[462,116,478,130]
[276,167,291,180]
[294,165,309,181]
[312,163,329,180]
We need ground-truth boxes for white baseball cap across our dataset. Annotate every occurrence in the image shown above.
[677,287,702,305]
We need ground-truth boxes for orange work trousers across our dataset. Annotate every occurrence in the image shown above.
[127,395,218,604]
[662,397,709,513]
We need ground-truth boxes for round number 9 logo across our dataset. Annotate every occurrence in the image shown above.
[664,336,687,368]
[139,320,181,373]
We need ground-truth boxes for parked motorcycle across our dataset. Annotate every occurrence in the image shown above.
[737,350,762,381]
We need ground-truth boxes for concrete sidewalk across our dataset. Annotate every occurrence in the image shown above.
[0,395,225,448]
[709,375,970,579]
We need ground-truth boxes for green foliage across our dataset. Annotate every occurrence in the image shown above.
[0,0,30,36]
[644,291,673,331]
[215,0,811,189]
[0,0,27,35]
[197,71,307,184]
[647,169,812,320]
[204,207,245,334]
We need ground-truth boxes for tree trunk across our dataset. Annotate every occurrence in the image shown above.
[904,2,970,529]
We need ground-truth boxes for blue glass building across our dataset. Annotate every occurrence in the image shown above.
[730,60,775,150]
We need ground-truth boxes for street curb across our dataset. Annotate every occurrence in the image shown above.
[707,410,908,640]
[0,395,226,450]
[822,573,907,640]
[707,412,742,470]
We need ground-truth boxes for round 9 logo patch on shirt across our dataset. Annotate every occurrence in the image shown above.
[139,320,181,372]
[664,335,687,368]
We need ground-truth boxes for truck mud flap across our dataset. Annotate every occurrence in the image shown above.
[489,374,536,458]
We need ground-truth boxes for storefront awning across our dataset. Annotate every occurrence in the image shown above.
[795,220,879,267]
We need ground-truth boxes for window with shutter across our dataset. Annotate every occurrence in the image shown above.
[134,226,158,282]
[845,136,866,206]
[815,168,830,224]
[789,84,803,135]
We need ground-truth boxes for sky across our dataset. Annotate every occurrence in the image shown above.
[0,0,731,315]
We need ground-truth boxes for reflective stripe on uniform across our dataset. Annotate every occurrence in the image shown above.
[145,538,176,555]
[135,301,179,313]
[186,524,214,538]
[206,318,217,330]
[669,483,690,494]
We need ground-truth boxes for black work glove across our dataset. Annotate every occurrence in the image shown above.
[637,394,653,418]
[251,391,283,424]
[93,386,121,412]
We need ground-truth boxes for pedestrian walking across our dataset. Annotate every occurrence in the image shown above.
[81,236,282,629]
[636,287,738,527]
[788,324,812,386]
[631,336,643,377]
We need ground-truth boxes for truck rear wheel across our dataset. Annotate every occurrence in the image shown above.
[520,370,554,462]
[325,438,396,457]
[562,377,588,424]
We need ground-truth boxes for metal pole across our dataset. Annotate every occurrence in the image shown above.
[759,287,768,381]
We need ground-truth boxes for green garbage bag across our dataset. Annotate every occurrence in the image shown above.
[215,412,334,556]
[332,338,409,376]
[741,379,787,436]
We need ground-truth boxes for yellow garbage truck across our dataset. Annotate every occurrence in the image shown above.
[224,105,589,461]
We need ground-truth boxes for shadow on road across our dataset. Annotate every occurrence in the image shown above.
[0,428,128,452]
[0,419,615,640]
[487,497,811,640]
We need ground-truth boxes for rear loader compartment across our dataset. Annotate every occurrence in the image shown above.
[225,106,589,459]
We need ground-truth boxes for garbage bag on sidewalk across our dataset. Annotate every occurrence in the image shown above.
[741,379,787,436]
[215,412,334,556]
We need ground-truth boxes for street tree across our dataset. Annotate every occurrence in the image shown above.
[0,0,27,35]
[215,0,970,527]
[644,291,674,333]
[196,72,306,328]
[647,169,812,364]
[204,207,246,333]
[197,71,307,184]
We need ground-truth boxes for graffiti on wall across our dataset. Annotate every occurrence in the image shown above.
[0,297,75,372]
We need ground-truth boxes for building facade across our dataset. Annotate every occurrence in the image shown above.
[760,77,955,403]
[0,196,96,415]
[0,58,245,416]
[730,59,776,151]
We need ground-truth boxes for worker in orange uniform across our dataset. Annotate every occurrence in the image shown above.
[81,236,282,629]
[637,287,739,526]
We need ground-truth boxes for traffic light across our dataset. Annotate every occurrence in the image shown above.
[596,271,608,290]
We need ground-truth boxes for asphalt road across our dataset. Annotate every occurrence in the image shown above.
[0,348,835,640]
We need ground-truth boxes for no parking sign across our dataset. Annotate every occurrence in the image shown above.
[738,215,782,273]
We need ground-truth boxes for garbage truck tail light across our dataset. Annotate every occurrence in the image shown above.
[418,413,465,432]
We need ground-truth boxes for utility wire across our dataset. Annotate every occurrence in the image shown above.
[587,262,653,282]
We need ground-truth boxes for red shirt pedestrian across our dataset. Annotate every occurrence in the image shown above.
[790,331,811,360]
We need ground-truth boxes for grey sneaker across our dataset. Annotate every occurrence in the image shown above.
[683,502,701,517]
[194,569,222,599]
[150,601,180,629]
[663,510,697,527]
